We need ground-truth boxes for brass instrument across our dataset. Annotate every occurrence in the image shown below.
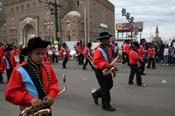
[57,74,67,95]
[20,105,50,116]
[20,74,67,116]
[102,56,119,77]
[86,55,95,68]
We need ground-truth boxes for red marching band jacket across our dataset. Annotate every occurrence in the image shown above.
[5,62,60,107]
[77,44,83,54]
[148,48,156,58]
[83,47,93,57]
[123,43,130,55]
[93,45,113,70]
[129,49,140,65]
[138,45,144,60]
[0,54,17,72]
[59,47,70,59]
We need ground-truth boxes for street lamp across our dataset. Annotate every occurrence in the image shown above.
[39,0,62,44]
[121,8,138,39]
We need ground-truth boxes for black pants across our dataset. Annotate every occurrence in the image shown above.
[55,55,59,63]
[94,69,113,108]
[0,72,3,82]
[63,56,68,68]
[147,57,155,68]
[139,61,145,74]
[6,69,13,83]
[129,64,142,85]
[83,57,94,70]
[78,54,84,65]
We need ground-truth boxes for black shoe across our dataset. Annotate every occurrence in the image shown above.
[0,81,4,84]
[141,73,146,75]
[128,82,134,85]
[103,106,116,112]
[82,67,87,70]
[92,93,98,105]
[138,83,147,87]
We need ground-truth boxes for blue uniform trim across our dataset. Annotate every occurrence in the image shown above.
[4,57,10,69]
[17,66,39,98]
[98,48,109,63]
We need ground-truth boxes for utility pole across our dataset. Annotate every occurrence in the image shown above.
[39,0,62,43]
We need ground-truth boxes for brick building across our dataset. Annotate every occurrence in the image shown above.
[3,0,115,46]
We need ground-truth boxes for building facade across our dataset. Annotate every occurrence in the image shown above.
[3,0,115,46]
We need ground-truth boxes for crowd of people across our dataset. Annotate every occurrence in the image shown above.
[0,33,175,115]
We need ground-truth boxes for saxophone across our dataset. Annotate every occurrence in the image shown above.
[20,74,67,116]
[20,105,50,116]
[102,56,119,77]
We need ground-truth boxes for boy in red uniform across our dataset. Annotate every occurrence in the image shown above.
[82,42,94,70]
[5,37,60,116]
[59,43,70,68]
[147,43,156,69]
[128,42,146,87]
[92,32,117,112]
[0,45,17,83]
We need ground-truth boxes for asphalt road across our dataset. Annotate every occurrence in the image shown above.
[0,61,175,116]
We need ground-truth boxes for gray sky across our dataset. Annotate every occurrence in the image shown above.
[109,0,175,40]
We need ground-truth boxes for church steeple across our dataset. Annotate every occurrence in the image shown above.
[155,25,159,37]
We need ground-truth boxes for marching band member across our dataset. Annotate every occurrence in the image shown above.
[82,42,94,70]
[60,43,70,69]
[128,41,147,87]
[138,39,147,75]
[147,43,156,69]
[92,32,117,112]
[122,40,130,64]
[0,45,17,83]
[5,37,60,116]
[77,40,84,65]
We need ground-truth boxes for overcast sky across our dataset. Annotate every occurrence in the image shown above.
[109,0,175,40]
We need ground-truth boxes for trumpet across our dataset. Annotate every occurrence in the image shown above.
[102,56,119,77]
[20,74,67,116]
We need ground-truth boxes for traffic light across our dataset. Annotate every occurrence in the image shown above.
[130,17,134,23]
[126,12,130,20]
[121,8,126,16]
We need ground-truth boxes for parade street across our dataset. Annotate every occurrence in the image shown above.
[0,61,175,116]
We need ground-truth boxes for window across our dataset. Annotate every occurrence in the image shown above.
[27,4,30,9]
[16,7,19,12]
[33,2,35,8]
[21,5,24,11]
[77,0,80,6]
[11,8,14,12]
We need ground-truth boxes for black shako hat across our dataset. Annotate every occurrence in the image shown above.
[97,32,112,40]
[131,41,140,49]
[21,37,50,56]
[4,44,13,52]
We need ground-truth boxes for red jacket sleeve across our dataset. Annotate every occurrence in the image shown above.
[43,63,60,99]
[83,48,88,57]
[0,57,6,72]
[11,55,17,68]
[59,48,64,58]
[4,67,33,106]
